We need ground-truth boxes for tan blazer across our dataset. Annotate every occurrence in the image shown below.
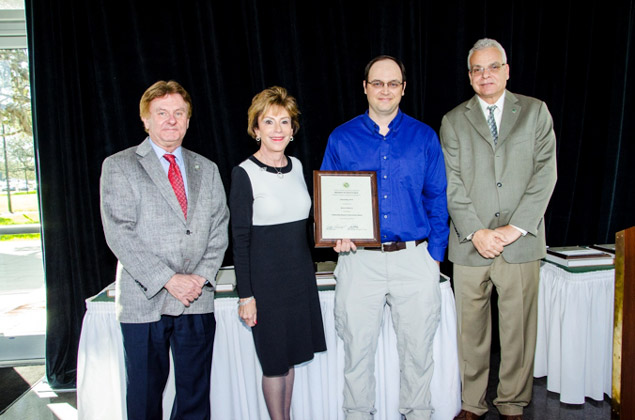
[100,138,229,323]
[440,90,557,267]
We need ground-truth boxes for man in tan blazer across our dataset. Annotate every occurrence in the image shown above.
[440,39,557,420]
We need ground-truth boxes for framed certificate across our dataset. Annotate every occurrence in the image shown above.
[313,170,381,247]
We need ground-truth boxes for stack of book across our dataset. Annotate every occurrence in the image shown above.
[589,244,616,254]
[106,282,116,298]
[545,246,614,267]
[315,261,337,286]
[215,266,236,292]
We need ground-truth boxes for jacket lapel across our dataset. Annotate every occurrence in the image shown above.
[464,96,495,148]
[136,138,187,224]
[497,90,521,147]
[183,149,201,221]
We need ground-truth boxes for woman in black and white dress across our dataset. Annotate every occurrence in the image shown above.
[229,86,326,420]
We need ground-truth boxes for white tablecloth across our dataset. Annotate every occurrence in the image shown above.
[534,261,614,404]
[78,282,461,420]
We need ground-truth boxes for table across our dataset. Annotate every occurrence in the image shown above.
[77,282,461,420]
[533,261,615,404]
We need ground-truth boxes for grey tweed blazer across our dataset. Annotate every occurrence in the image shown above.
[100,138,229,323]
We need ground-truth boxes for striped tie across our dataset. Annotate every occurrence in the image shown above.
[487,105,498,145]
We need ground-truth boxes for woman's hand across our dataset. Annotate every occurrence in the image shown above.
[239,297,257,327]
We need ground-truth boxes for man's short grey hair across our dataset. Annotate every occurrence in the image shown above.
[467,38,508,70]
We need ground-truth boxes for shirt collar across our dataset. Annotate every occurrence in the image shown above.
[148,136,185,164]
[476,91,506,116]
[362,109,404,134]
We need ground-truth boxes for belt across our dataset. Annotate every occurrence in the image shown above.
[365,239,426,252]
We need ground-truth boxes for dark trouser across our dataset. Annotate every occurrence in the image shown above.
[121,313,216,420]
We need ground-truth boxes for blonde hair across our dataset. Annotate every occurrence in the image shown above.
[247,86,300,139]
[139,80,192,120]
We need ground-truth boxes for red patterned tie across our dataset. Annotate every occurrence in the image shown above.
[163,154,187,219]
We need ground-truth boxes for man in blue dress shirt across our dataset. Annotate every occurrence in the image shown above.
[321,56,449,420]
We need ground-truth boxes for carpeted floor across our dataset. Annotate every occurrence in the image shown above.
[0,360,612,419]
[0,365,45,415]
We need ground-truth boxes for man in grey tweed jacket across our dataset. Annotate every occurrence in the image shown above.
[100,80,229,420]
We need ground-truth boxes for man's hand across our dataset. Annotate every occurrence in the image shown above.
[494,225,523,246]
[333,239,357,253]
[239,297,257,327]
[164,274,203,306]
[472,229,505,259]
[190,274,208,287]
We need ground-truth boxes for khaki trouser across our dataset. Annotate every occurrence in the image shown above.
[453,257,540,417]
[334,242,441,420]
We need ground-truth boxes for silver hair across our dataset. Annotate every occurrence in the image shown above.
[467,38,508,70]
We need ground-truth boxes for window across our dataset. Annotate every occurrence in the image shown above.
[0,5,44,365]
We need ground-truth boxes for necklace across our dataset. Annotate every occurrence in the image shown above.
[255,152,285,179]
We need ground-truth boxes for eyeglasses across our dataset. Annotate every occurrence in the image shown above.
[470,63,506,76]
[366,80,403,89]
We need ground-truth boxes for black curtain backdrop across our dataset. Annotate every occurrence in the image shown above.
[24,0,634,388]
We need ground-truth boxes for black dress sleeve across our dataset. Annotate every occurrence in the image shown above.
[229,166,254,298]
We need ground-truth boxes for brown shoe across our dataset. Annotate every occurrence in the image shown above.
[453,409,484,420]
[500,415,523,420]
